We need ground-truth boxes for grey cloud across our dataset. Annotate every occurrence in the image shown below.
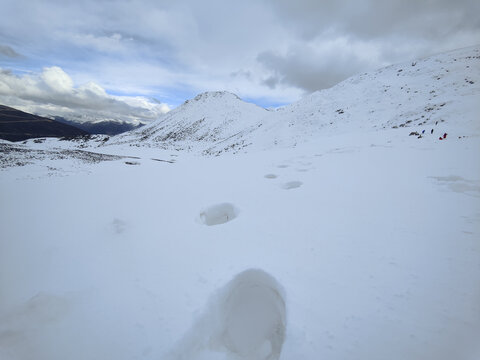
[263,76,279,90]
[265,0,480,41]
[255,0,480,92]
[230,69,253,80]
[258,43,377,92]
[0,45,21,58]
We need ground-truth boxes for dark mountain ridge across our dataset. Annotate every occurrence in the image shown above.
[0,105,89,141]
[54,117,145,135]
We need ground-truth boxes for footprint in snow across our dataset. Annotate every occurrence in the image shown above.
[282,181,303,190]
[199,203,239,226]
[264,174,278,179]
[166,269,286,360]
[112,218,127,234]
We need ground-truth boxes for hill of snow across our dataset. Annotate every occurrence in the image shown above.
[271,45,480,143]
[110,91,270,154]
[104,46,479,154]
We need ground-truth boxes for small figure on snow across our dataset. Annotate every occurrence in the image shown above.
[443,133,447,139]
[422,130,425,134]
[431,129,434,134]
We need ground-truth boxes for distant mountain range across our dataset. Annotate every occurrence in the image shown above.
[54,117,145,136]
[0,105,145,141]
[0,105,88,141]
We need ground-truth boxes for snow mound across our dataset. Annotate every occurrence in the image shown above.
[167,269,286,360]
[199,203,239,226]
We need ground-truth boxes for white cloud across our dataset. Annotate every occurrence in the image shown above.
[0,66,170,124]
[41,66,74,93]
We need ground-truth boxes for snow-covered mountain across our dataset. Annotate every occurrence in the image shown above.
[274,45,479,141]
[105,45,479,154]
[110,91,270,154]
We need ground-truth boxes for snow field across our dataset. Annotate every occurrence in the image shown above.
[1,130,479,359]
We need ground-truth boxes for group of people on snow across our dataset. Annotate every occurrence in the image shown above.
[420,121,447,140]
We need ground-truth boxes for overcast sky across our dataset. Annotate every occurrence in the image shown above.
[0,0,479,123]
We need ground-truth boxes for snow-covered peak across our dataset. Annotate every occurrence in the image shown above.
[110,88,269,154]
[189,91,241,104]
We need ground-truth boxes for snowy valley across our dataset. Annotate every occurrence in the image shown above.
[0,45,479,360]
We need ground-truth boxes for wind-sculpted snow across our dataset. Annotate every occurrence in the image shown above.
[166,269,286,360]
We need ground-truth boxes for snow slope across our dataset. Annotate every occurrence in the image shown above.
[104,46,480,154]
[110,91,270,155]
[270,45,480,144]
[0,46,479,360]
